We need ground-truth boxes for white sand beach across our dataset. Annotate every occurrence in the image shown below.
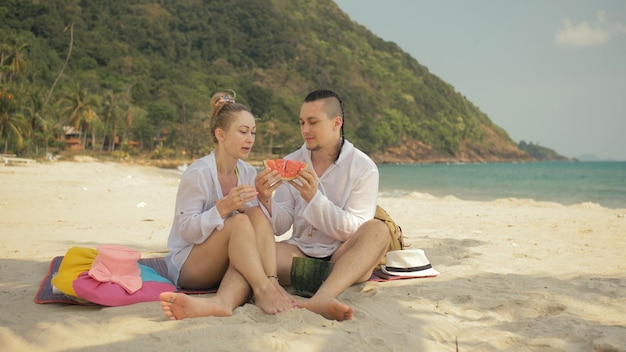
[1,160,625,351]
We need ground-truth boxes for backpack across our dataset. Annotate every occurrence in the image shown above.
[374,205,406,269]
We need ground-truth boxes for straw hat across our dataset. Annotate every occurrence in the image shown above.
[381,249,439,277]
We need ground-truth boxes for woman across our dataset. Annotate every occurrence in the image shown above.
[159,90,293,320]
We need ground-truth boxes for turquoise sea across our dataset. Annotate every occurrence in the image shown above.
[377,162,626,209]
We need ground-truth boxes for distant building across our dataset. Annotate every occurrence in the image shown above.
[63,126,83,150]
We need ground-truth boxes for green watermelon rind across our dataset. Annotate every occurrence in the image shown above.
[290,257,334,298]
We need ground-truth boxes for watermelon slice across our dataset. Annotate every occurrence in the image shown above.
[263,159,277,170]
[264,159,308,181]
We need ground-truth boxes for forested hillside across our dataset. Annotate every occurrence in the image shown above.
[0,0,533,163]
[518,141,570,161]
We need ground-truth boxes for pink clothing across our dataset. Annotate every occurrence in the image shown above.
[73,266,176,306]
[88,245,142,294]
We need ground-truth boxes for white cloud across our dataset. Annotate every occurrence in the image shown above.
[554,10,625,47]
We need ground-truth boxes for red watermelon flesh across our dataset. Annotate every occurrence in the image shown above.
[263,159,276,170]
[275,159,285,172]
[264,159,308,180]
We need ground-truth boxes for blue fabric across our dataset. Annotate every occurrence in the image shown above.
[139,264,173,284]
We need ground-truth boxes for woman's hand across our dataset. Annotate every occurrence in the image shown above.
[255,168,282,206]
[215,184,257,216]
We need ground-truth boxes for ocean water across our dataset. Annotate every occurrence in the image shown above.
[377,162,626,209]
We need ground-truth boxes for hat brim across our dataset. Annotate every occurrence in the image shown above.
[381,265,439,278]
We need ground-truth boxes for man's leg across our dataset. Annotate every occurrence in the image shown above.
[275,241,306,285]
[300,219,390,321]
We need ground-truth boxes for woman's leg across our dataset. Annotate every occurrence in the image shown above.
[224,213,295,313]
[171,213,293,316]
[243,207,277,275]
[244,207,297,302]
[160,264,250,320]
[161,215,252,319]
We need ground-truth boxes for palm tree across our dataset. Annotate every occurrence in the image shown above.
[100,90,126,152]
[85,108,100,151]
[21,88,49,156]
[58,82,101,151]
[0,87,28,154]
[0,36,28,84]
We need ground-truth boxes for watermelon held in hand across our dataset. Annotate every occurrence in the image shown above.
[291,257,334,298]
[263,159,308,181]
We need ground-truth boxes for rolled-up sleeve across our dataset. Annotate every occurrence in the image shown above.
[263,183,297,236]
[302,167,378,242]
[174,168,224,244]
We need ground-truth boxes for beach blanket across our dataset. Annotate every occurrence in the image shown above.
[36,256,434,305]
[35,256,216,305]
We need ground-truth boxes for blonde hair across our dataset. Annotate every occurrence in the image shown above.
[209,89,252,143]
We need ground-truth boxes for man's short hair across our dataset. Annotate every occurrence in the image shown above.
[304,89,344,119]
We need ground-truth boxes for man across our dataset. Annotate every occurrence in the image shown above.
[256,89,390,321]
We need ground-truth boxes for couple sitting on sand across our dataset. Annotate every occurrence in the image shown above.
[160,89,391,321]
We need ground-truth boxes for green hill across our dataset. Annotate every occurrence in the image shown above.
[517,141,570,161]
[0,0,533,163]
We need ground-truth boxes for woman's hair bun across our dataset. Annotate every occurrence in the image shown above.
[211,89,237,108]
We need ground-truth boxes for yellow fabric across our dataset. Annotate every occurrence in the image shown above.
[50,247,98,297]
[374,205,405,269]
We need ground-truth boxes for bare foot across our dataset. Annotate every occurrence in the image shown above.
[159,292,233,320]
[271,278,299,306]
[252,281,297,314]
[299,296,354,321]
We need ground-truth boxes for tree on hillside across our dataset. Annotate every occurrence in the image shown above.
[100,89,127,152]
[0,0,535,162]
[0,35,28,84]
[58,82,101,150]
[0,86,28,154]
[518,140,569,161]
[22,88,50,155]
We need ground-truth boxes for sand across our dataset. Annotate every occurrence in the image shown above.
[1,159,625,352]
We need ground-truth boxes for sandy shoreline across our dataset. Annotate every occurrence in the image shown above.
[1,160,625,351]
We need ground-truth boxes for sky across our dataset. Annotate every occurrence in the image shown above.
[334,0,626,161]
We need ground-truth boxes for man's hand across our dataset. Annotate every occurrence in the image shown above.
[289,169,318,202]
